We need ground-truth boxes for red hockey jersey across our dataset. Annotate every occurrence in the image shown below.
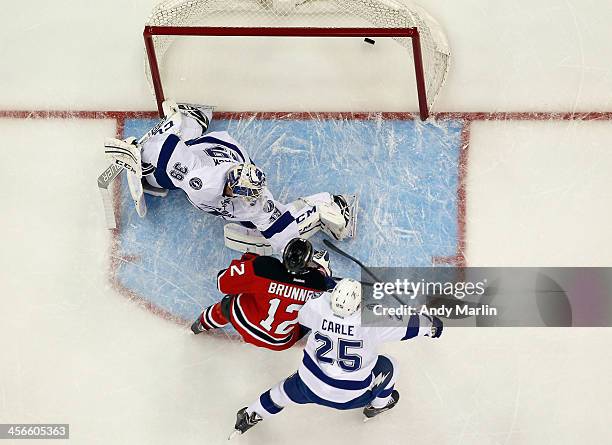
[217,252,330,350]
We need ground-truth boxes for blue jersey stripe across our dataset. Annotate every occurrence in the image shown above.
[401,314,421,340]
[260,211,295,239]
[154,134,180,190]
[239,221,257,229]
[283,372,374,410]
[301,352,372,390]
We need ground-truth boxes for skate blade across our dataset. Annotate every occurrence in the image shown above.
[343,194,358,238]
[143,188,168,198]
[363,404,393,423]
[228,429,242,440]
[349,194,358,238]
[363,411,385,423]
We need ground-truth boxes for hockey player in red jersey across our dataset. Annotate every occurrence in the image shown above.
[191,238,334,351]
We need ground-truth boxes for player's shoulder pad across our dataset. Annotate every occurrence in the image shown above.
[308,291,324,300]
[240,252,259,261]
[252,255,284,277]
[324,276,339,291]
[298,269,331,291]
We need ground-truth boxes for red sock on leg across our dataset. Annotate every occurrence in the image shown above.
[199,302,230,330]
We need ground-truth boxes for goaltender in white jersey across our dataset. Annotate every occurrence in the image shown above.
[104,101,357,253]
[229,278,444,438]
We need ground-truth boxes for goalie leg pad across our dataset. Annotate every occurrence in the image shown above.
[297,193,358,241]
[138,110,183,145]
[224,201,321,255]
[177,102,215,140]
[224,223,274,256]
[319,204,346,240]
[319,194,358,240]
[288,198,322,239]
[160,99,215,139]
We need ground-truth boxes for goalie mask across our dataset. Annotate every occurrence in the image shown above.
[330,278,361,318]
[226,163,266,204]
[283,238,313,274]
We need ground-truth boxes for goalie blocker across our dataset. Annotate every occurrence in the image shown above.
[224,194,358,255]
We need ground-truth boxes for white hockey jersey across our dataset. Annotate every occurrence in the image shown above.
[140,116,300,251]
[297,291,435,404]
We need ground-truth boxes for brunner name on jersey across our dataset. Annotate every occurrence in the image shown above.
[267,282,320,303]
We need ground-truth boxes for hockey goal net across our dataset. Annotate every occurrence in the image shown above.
[144,0,450,120]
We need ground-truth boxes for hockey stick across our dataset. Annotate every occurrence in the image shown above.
[323,239,383,283]
[329,276,374,287]
[324,239,499,322]
[323,239,409,321]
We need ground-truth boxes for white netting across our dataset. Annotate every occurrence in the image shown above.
[145,0,450,112]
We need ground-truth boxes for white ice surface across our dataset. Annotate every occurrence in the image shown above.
[466,120,612,266]
[2,0,612,112]
[1,0,612,444]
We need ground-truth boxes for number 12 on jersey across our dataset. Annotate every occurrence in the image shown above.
[260,298,301,336]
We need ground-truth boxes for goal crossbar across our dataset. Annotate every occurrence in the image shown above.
[143,26,429,120]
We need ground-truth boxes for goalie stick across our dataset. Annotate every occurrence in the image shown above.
[97,163,124,229]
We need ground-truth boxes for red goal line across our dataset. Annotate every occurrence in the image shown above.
[2,110,611,122]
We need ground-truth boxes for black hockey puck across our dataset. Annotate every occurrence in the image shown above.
[364,38,375,45]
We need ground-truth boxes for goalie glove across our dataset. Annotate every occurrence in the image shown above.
[310,249,332,277]
[104,137,142,177]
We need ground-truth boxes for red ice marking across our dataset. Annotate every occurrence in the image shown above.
[0,110,160,120]
[3,108,612,323]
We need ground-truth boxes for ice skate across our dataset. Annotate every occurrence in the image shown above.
[228,407,262,439]
[363,390,400,422]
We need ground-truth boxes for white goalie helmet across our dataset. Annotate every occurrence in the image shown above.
[330,278,361,318]
[226,163,267,204]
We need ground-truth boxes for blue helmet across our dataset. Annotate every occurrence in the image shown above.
[226,163,266,204]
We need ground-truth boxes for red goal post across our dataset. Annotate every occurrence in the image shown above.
[143,0,450,120]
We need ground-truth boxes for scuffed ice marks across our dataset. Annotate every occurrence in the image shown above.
[113,115,463,324]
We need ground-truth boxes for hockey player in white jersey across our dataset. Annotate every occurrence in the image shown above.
[104,101,357,253]
[229,278,443,438]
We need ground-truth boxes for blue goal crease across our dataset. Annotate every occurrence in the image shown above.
[114,116,464,322]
